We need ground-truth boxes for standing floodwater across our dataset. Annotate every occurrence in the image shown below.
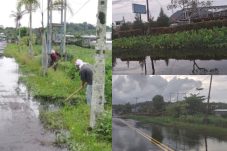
[0,43,64,151]
[113,118,227,151]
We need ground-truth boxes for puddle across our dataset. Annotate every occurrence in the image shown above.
[0,42,66,150]
[113,49,227,75]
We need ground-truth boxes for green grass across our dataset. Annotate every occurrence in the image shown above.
[4,44,112,151]
[124,114,227,139]
[113,27,227,50]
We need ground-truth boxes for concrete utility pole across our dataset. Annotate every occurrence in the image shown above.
[90,0,107,128]
[135,97,138,112]
[47,0,53,54]
[204,74,213,124]
[146,0,150,22]
[63,0,67,60]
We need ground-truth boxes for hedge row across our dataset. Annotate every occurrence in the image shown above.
[113,19,227,39]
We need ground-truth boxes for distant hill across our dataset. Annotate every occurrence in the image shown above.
[65,22,112,36]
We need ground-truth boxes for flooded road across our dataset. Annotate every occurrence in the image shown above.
[113,49,227,75]
[113,118,227,151]
[113,58,227,75]
[0,42,65,151]
[112,118,163,151]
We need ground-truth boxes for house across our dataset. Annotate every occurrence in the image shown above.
[0,33,6,41]
[81,32,112,50]
[81,35,97,48]
[214,109,227,116]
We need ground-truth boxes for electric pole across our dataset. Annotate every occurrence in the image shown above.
[146,0,150,22]
[135,97,138,112]
[90,0,107,128]
[204,74,213,124]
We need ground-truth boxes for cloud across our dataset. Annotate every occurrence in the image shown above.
[113,0,227,22]
[113,75,227,104]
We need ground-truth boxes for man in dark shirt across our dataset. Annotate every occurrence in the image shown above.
[75,59,93,105]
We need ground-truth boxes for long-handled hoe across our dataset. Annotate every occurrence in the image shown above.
[64,87,83,103]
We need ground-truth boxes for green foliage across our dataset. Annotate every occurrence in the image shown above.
[114,19,227,38]
[94,111,112,142]
[152,95,165,113]
[166,101,188,117]
[19,35,36,46]
[157,8,169,27]
[4,44,112,151]
[113,27,227,50]
[19,27,29,37]
[184,94,206,115]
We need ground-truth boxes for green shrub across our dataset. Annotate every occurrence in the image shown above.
[94,111,112,142]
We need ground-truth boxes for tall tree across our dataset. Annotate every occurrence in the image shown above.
[167,0,213,23]
[10,7,27,44]
[184,94,206,115]
[152,95,165,113]
[90,0,107,128]
[17,0,39,55]
[157,8,169,27]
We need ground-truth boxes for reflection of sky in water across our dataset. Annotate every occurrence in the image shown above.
[113,118,227,151]
[113,118,161,151]
[113,58,227,75]
[0,56,40,124]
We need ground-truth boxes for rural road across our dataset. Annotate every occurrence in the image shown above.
[0,42,65,151]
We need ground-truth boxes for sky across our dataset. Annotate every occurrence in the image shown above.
[113,75,227,104]
[113,0,227,23]
[0,0,112,28]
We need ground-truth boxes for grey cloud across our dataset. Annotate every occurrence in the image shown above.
[113,75,205,104]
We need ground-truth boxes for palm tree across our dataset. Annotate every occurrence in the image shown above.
[10,7,27,44]
[17,0,39,55]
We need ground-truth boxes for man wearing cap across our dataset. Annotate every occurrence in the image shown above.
[75,59,93,105]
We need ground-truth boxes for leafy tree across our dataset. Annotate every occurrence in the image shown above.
[17,0,39,55]
[10,7,27,43]
[157,8,170,27]
[167,0,213,23]
[152,95,165,113]
[184,94,206,115]
[124,102,132,114]
[166,101,188,117]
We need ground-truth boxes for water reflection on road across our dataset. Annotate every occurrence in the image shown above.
[113,118,227,151]
[112,118,162,151]
[113,58,227,75]
[0,42,65,150]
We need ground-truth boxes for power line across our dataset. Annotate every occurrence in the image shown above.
[67,0,92,22]
[73,0,92,16]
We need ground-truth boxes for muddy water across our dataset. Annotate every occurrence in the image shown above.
[113,118,227,151]
[0,43,65,150]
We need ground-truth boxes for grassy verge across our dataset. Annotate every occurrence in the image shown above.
[123,114,227,139]
[113,27,227,50]
[4,44,112,151]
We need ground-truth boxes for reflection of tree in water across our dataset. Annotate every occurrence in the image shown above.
[150,57,155,75]
[139,59,147,75]
[151,125,163,143]
[165,127,202,150]
[192,60,219,75]
[165,59,169,66]
[126,61,129,68]
[112,57,116,68]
